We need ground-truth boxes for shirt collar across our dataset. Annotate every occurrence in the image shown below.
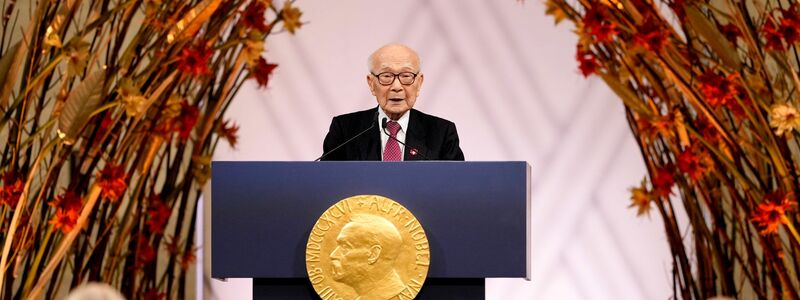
[377,107,410,133]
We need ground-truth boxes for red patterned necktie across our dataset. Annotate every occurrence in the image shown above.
[383,121,402,161]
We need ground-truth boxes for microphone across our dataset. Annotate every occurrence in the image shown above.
[315,111,378,161]
[381,117,428,160]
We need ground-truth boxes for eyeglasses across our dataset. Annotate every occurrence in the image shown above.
[371,72,418,86]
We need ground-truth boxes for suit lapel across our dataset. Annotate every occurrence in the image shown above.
[364,125,381,160]
[360,108,381,160]
[404,110,427,161]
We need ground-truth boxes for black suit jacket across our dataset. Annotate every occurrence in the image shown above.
[321,107,465,161]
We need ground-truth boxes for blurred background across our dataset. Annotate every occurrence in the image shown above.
[210,0,673,298]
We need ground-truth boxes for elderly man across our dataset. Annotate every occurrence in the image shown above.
[320,44,465,161]
[329,214,406,300]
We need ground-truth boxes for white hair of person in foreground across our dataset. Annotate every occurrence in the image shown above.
[65,282,126,300]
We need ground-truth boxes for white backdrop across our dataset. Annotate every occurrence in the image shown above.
[210,0,674,299]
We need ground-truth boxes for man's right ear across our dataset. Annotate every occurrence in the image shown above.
[366,75,376,96]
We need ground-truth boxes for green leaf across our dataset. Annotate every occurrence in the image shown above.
[685,6,742,71]
[57,70,105,145]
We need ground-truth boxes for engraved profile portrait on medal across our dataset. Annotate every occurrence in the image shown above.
[306,195,430,300]
[330,214,405,299]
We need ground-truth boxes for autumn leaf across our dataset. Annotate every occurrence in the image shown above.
[167,0,222,43]
[57,70,105,145]
[545,0,567,25]
[281,0,303,34]
[628,179,652,217]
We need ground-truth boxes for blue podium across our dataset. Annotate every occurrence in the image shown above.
[211,161,530,299]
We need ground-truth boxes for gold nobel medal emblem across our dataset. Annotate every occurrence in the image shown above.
[306,195,430,300]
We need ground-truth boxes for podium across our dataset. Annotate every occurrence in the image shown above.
[212,162,530,299]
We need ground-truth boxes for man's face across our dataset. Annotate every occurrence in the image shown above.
[329,225,370,284]
[367,47,424,120]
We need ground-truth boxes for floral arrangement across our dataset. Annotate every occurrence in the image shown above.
[0,0,301,298]
[546,0,800,298]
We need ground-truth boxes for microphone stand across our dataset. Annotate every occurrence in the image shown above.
[315,111,379,161]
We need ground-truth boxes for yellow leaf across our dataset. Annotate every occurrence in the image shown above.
[281,0,303,34]
[43,26,62,48]
[243,32,265,65]
[117,78,148,118]
[167,0,222,43]
[628,178,652,217]
[544,0,567,25]
[139,136,164,175]
[599,0,624,10]
[43,0,76,49]
[192,155,212,186]
[674,110,690,147]
[65,39,90,77]
[163,95,183,120]
[122,95,148,118]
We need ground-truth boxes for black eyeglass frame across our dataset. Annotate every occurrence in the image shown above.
[370,72,419,86]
